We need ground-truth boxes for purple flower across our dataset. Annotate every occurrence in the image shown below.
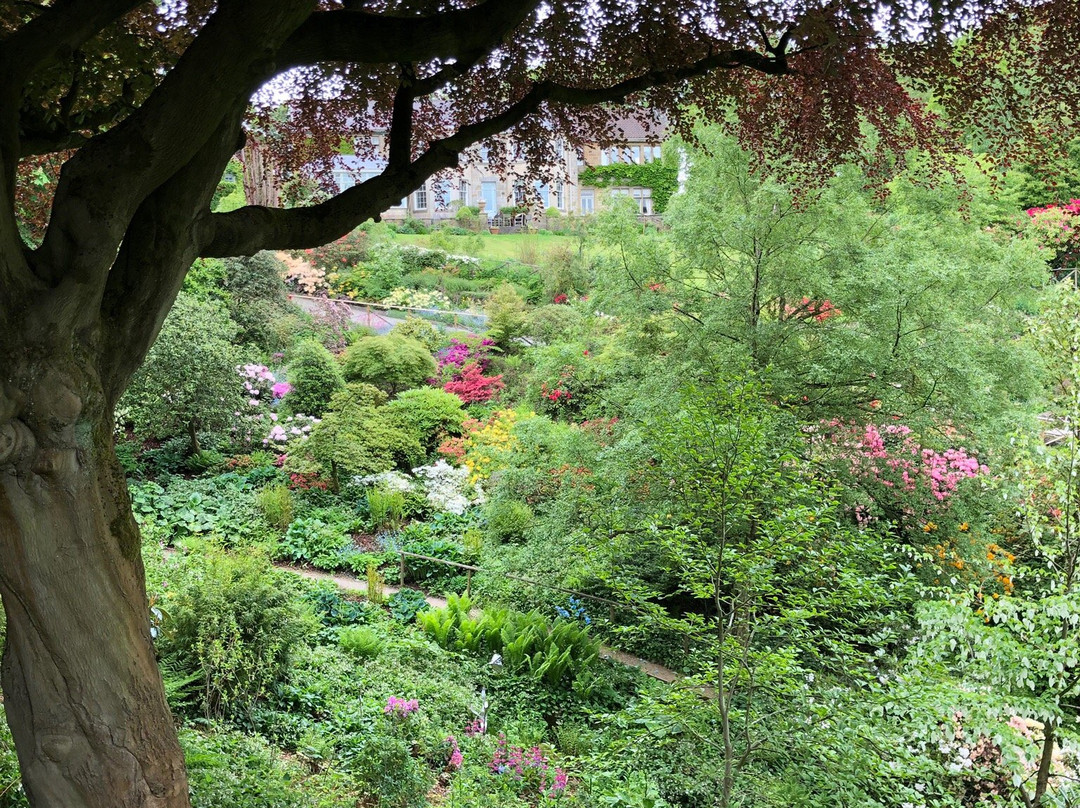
[272,381,292,398]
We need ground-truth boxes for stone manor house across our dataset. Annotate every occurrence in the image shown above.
[331,117,667,224]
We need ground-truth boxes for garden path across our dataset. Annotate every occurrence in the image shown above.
[275,563,683,685]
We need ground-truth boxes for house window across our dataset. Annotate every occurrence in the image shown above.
[333,170,355,191]
[554,140,566,159]
[479,145,490,163]
[459,180,469,206]
[414,184,428,210]
[535,181,549,208]
[652,145,663,161]
[513,182,527,206]
[580,190,594,214]
[359,170,379,184]
[555,182,565,210]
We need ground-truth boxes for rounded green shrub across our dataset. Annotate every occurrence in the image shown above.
[341,334,436,395]
[385,387,467,452]
[484,499,534,543]
[285,339,345,417]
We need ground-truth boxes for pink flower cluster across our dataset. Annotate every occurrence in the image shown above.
[384,696,419,718]
[446,735,464,769]
[824,421,987,523]
[271,381,292,399]
[490,734,568,797]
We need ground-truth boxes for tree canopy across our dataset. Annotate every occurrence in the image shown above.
[1,2,1079,807]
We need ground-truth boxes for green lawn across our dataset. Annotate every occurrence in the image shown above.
[392,231,580,263]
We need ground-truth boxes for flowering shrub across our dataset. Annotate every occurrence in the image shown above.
[382,287,453,311]
[263,414,320,448]
[489,735,569,799]
[444,362,505,404]
[437,336,495,374]
[384,696,419,718]
[1024,199,1080,269]
[821,421,987,537]
[277,250,327,294]
[412,460,485,515]
[438,410,523,483]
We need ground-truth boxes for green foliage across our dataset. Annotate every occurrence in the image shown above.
[594,127,1046,431]
[387,588,431,622]
[181,726,338,808]
[350,734,431,808]
[418,595,600,687]
[392,317,443,351]
[286,339,345,417]
[341,334,436,395]
[384,387,466,452]
[130,474,273,546]
[222,251,292,352]
[0,709,27,807]
[484,283,528,351]
[338,626,385,660]
[484,498,534,543]
[367,487,406,531]
[182,257,230,303]
[157,546,316,720]
[278,516,351,568]
[255,484,295,532]
[305,384,424,483]
[579,161,679,212]
[400,536,466,587]
[122,292,243,452]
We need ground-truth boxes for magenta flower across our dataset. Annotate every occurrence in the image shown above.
[272,381,292,398]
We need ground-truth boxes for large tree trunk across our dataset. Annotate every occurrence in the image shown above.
[0,348,190,807]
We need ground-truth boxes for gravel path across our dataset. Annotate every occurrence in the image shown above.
[276,562,689,687]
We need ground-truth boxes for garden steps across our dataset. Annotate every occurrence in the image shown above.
[274,562,691,688]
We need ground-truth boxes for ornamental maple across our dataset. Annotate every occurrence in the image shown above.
[1,2,1079,807]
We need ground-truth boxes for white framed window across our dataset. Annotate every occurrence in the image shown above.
[359,170,378,184]
[612,186,653,214]
[513,182,527,206]
[459,180,469,206]
[414,184,428,210]
[580,190,594,214]
[333,170,355,191]
[652,145,663,161]
[555,182,565,209]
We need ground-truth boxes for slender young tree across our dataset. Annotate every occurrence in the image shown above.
[0,1,1077,805]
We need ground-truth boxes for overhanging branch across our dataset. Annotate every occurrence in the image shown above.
[201,46,789,257]
[0,0,141,92]
[275,0,541,70]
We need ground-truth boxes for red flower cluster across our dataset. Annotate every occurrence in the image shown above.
[287,472,329,491]
[444,363,505,404]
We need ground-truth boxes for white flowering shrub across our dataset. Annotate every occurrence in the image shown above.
[412,460,485,515]
[382,287,453,311]
[355,470,415,494]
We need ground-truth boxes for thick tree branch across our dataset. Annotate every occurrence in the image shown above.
[34,1,314,289]
[201,46,789,257]
[275,0,541,69]
[387,65,416,170]
[0,0,140,92]
[97,112,247,402]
